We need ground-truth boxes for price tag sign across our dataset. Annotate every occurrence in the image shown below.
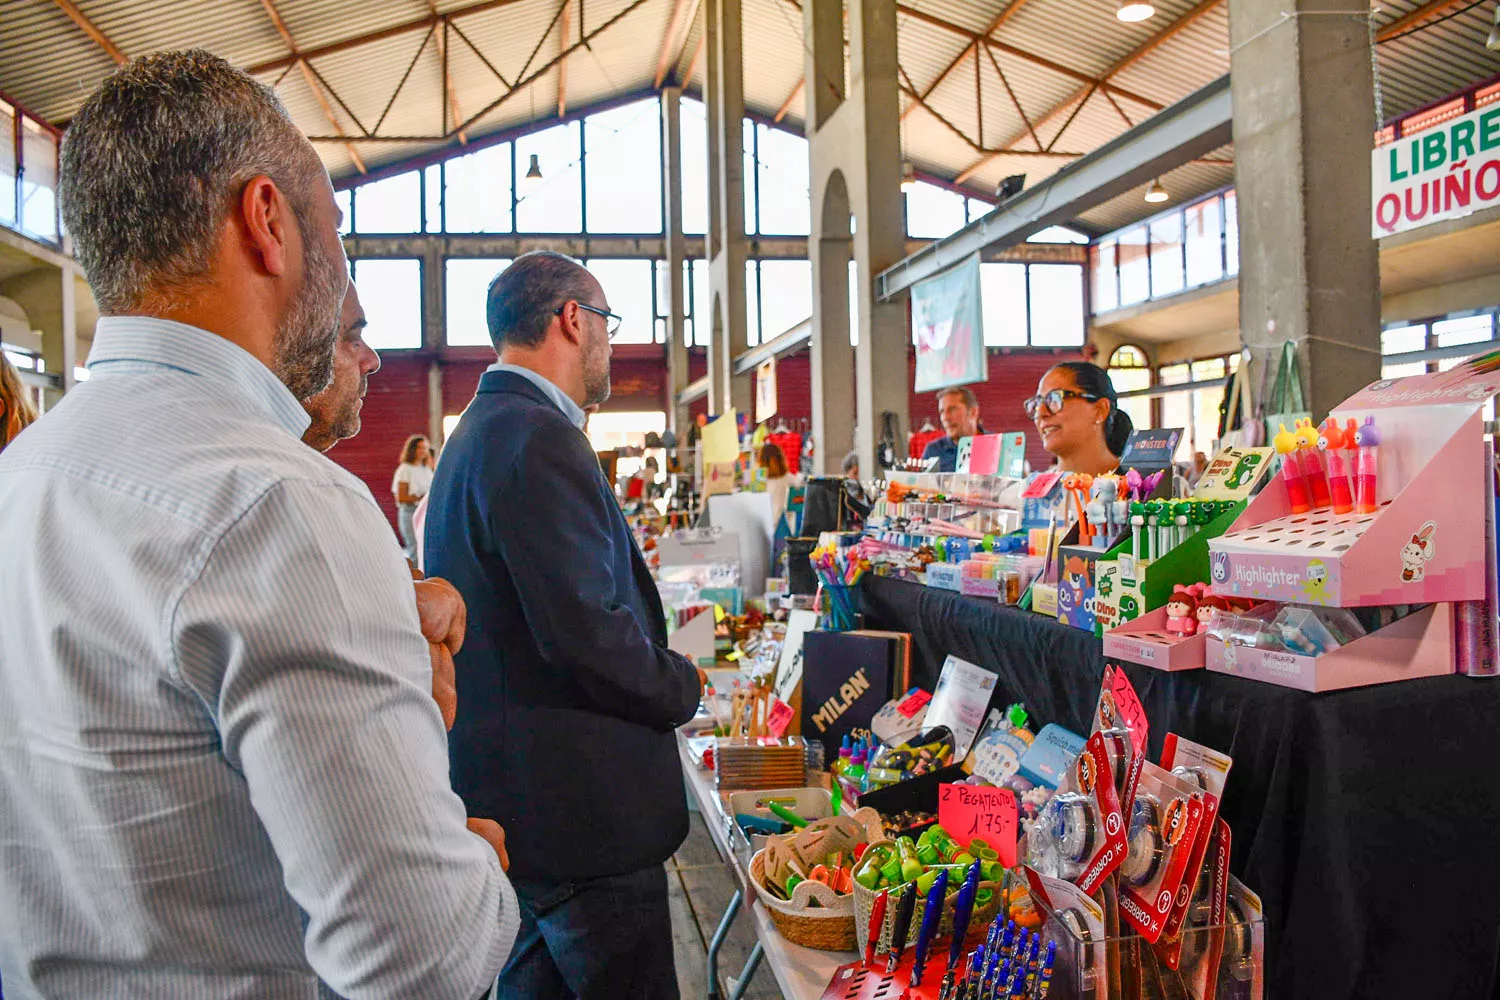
[1108,666,1150,747]
[1022,471,1064,499]
[766,698,794,739]
[938,783,1018,867]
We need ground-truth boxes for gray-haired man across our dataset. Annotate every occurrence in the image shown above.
[0,51,515,999]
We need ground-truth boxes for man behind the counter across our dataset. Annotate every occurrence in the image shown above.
[921,385,984,472]
[425,250,706,999]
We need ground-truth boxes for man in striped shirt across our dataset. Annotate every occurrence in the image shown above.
[0,51,516,999]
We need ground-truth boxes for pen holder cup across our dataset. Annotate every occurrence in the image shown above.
[851,840,1009,958]
[818,584,861,632]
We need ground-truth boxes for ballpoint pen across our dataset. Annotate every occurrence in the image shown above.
[886,883,918,974]
[1318,418,1355,514]
[864,888,889,969]
[946,872,978,972]
[938,969,957,1000]
[1035,942,1056,1000]
[1022,935,1041,994]
[1274,423,1311,513]
[963,948,984,1000]
[1355,415,1381,514]
[909,869,949,986]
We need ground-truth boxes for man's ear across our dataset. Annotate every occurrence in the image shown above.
[238,175,295,277]
[555,300,584,347]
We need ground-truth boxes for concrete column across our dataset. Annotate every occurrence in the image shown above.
[704,0,750,417]
[1230,0,1381,418]
[421,242,446,447]
[661,86,691,439]
[805,0,907,476]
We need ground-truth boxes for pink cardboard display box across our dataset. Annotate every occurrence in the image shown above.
[1204,602,1453,692]
[1103,606,1207,671]
[1208,354,1500,607]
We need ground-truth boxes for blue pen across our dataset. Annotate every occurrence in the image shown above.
[909,869,949,987]
[946,878,977,972]
[1022,936,1041,993]
[1035,942,1056,1000]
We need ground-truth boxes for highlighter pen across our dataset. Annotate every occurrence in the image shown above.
[1273,423,1311,513]
[1295,418,1332,509]
[1318,418,1355,514]
[1355,415,1381,514]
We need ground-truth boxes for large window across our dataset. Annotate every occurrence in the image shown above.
[1028,265,1085,347]
[350,259,423,349]
[586,100,663,234]
[979,263,1027,347]
[1107,346,1152,433]
[353,171,421,234]
[754,124,810,236]
[0,99,15,230]
[680,98,708,235]
[444,142,513,233]
[1148,214,1184,299]
[1090,189,1239,316]
[586,258,656,344]
[446,258,510,347]
[516,120,582,233]
[757,259,813,342]
[905,180,968,240]
[19,117,57,242]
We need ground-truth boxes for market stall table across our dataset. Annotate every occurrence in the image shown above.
[677,732,852,1000]
[860,573,1500,1000]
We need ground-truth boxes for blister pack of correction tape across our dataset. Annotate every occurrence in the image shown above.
[1025,866,1108,1000]
[1117,762,1206,943]
[1091,665,1150,811]
[1025,731,1128,895]
[1157,735,1233,954]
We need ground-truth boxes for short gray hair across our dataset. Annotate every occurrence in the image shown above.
[486,250,596,350]
[937,386,978,409]
[60,49,322,314]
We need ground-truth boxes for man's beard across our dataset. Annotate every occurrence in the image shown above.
[582,340,611,408]
[273,217,346,401]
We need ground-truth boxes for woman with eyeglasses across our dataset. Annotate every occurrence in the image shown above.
[1024,361,1134,476]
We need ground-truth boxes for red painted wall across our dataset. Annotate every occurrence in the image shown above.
[325,344,1081,527]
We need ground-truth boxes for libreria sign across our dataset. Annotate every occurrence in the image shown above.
[1371,104,1500,238]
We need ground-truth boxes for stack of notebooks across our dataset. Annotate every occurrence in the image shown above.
[713,736,815,792]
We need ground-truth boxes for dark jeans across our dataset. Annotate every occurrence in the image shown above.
[494,865,677,1000]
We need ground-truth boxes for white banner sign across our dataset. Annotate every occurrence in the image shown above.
[1372,103,1500,238]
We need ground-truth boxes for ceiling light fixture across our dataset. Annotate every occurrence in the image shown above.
[1144,178,1169,203]
[523,153,543,190]
[900,162,917,193]
[1117,1,1156,22]
[1487,1,1500,51]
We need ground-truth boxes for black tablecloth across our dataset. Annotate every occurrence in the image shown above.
[861,574,1500,1000]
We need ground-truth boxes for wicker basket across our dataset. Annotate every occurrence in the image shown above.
[746,812,884,952]
[851,839,1011,956]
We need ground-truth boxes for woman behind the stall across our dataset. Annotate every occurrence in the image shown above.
[1024,360,1132,476]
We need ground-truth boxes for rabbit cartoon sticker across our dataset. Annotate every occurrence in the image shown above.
[1400,521,1437,583]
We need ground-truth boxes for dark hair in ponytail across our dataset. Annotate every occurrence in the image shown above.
[1049,361,1134,458]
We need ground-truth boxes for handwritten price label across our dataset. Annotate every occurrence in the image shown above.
[938,783,1018,867]
[1108,666,1150,746]
[765,698,794,738]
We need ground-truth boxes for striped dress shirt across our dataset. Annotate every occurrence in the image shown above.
[0,317,517,999]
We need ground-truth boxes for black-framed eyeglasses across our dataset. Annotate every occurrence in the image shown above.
[1023,389,1103,419]
[557,302,623,339]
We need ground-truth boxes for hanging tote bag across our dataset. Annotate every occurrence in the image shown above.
[1261,341,1311,444]
[1217,359,1261,449]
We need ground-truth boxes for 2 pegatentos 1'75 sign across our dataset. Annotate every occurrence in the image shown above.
[1371,102,1500,239]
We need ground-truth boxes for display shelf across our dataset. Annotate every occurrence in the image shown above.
[1103,606,1207,671]
[1204,601,1453,692]
[1209,358,1500,607]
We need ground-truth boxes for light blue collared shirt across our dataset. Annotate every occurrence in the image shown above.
[486,360,587,429]
[0,317,517,1000]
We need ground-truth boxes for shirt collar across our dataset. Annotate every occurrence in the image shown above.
[88,316,312,438]
[485,361,587,430]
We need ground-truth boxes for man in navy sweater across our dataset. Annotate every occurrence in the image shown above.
[425,250,705,998]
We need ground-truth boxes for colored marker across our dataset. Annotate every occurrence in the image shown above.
[1318,418,1355,514]
[1295,418,1332,509]
[1274,423,1311,513]
[1355,415,1381,513]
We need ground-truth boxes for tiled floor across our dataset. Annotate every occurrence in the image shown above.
[667,811,784,1000]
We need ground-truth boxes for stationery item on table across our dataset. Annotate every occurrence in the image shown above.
[1036,942,1056,1000]
[925,655,1000,760]
[909,868,950,986]
[1163,585,1199,637]
[1294,418,1332,509]
[1273,423,1311,514]
[1317,418,1356,514]
[1129,501,1146,563]
[1062,473,1095,544]
[1354,415,1381,514]
[714,735,811,791]
[864,888,889,968]
[800,631,894,755]
[946,863,980,972]
[886,882,919,973]
[768,800,810,828]
[1119,763,1208,943]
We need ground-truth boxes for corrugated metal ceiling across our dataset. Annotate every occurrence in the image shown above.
[0,0,1496,235]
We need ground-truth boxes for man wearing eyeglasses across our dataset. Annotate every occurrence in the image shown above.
[921,385,985,472]
[424,250,706,999]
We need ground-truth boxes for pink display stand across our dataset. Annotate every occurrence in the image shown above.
[1208,356,1500,607]
[1102,606,1207,671]
[1205,602,1454,692]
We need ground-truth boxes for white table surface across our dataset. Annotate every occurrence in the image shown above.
[678,730,854,1000]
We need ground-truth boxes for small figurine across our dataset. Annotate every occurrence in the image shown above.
[1164,584,1199,636]
[1086,476,1120,547]
[1196,594,1231,632]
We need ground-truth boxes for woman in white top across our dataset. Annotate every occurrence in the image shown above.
[392,435,434,561]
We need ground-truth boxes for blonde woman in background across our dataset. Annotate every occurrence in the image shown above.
[1,353,39,452]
